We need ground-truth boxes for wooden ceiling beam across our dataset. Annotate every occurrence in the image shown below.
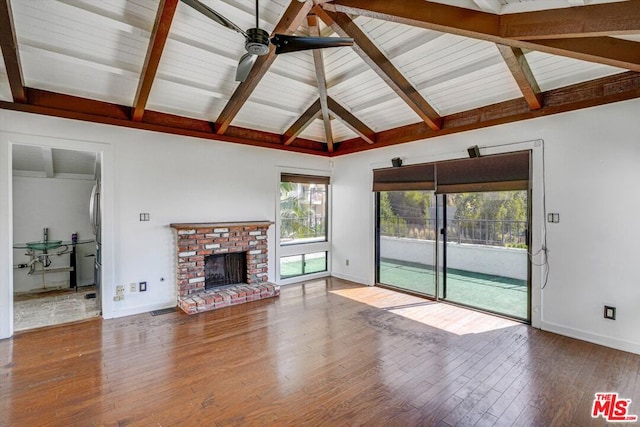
[0,0,26,103]
[283,99,321,145]
[500,0,640,40]
[315,6,442,131]
[132,0,179,122]
[2,70,639,158]
[528,37,640,72]
[324,0,640,72]
[0,88,328,156]
[472,0,502,14]
[215,0,313,135]
[496,45,542,110]
[327,96,375,144]
[308,14,334,153]
[288,136,332,151]
[333,71,640,156]
[324,0,499,40]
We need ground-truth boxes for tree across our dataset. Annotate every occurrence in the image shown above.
[280,182,325,241]
[379,192,407,236]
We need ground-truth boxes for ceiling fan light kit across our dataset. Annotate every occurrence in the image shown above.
[180,0,354,81]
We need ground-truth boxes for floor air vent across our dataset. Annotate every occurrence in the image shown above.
[150,307,177,316]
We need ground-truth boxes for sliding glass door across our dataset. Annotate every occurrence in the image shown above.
[441,191,529,320]
[374,151,531,322]
[376,191,438,297]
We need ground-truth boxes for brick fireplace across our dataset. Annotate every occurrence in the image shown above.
[170,221,280,314]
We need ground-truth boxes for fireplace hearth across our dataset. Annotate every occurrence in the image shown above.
[170,221,279,315]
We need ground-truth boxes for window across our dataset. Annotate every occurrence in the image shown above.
[278,173,330,281]
[280,252,328,279]
[280,174,328,245]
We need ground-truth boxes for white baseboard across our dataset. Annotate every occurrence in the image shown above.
[541,320,640,355]
[331,272,371,286]
[112,300,176,318]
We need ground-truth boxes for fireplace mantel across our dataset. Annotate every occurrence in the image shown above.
[170,220,274,230]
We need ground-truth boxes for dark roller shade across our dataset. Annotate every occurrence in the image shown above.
[372,151,529,193]
[435,151,530,194]
[281,173,330,185]
[372,163,435,191]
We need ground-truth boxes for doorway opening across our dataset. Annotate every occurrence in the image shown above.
[12,145,102,331]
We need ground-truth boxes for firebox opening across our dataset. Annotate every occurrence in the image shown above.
[204,252,247,289]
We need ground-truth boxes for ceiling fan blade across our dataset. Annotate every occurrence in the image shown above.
[180,0,247,38]
[270,35,354,55]
[236,53,257,82]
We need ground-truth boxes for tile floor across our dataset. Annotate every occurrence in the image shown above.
[13,287,101,331]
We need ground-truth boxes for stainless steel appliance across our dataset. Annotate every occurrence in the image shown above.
[89,180,101,311]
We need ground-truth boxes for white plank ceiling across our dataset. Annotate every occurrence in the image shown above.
[0,0,637,154]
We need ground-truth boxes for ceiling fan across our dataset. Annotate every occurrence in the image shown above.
[180,0,354,82]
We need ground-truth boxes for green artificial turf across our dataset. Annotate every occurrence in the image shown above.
[379,259,528,320]
[280,256,327,279]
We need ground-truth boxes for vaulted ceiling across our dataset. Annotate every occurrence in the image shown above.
[0,0,639,156]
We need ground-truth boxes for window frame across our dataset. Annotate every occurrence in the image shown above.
[276,168,331,285]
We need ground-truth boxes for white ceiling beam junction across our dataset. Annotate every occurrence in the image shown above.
[41,147,54,179]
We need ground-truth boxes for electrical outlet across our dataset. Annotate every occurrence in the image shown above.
[116,285,125,297]
[130,283,137,292]
[139,281,147,292]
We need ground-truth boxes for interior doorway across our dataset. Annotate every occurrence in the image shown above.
[11,144,102,331]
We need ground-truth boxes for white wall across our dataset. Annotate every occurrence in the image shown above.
[12,176,96,292]
[0,110,330,338]
[2,100,640,355]
[331,98,640,355]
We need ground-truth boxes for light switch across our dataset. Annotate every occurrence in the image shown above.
[604,305,616,320]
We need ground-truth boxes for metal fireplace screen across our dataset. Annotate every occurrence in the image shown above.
[204,252,247,289]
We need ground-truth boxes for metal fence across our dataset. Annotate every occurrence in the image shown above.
[380,216,527,247]
[280,215,326,241]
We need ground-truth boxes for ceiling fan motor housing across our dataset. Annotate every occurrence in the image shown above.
[246,28,270,56]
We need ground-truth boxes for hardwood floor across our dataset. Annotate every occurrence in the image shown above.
[1,278,638,426]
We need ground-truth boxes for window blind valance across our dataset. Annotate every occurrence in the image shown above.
[372,163,435,192]
[435,151,530,194]
[281,173,330,185]
[372,151,530,194]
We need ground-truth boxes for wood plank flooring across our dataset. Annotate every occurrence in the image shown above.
[1,277,638,426]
